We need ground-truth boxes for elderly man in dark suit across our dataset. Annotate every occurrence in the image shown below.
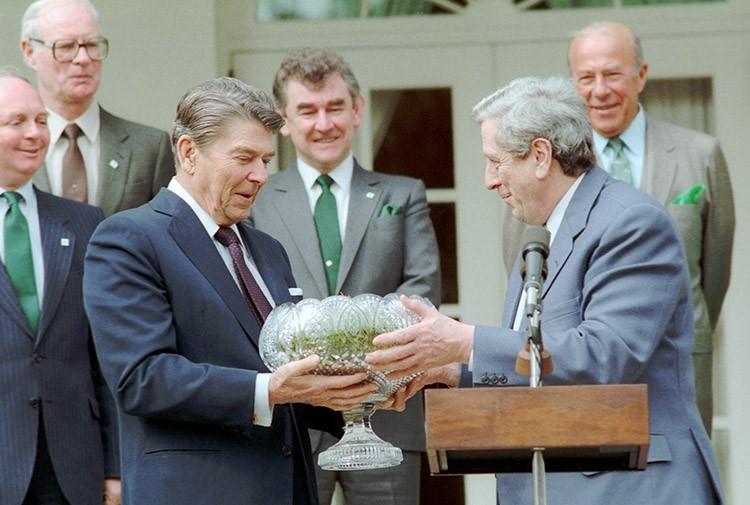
[252,47,440,505]
[83,77,378,505]
[0,67,117,505]
[20,0,172,216]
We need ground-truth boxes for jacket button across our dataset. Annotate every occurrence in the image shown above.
[499,374,508,385]
[282,446,293,457]
[490,373,499,385]
[480,372,490,384]
[31,353,42,364]
[29,397,41,408]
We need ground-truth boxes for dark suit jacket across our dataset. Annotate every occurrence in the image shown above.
[252,162,441,451]
[33,107,174,216]
[0,189,115,505]
[476,168,723,504]
[83,189,341,505]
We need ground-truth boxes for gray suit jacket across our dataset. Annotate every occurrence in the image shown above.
[0,189,116,505]
[33,107,174,217]
[476,167,723,504]
[501,118,735,429]
[252,162,441,451]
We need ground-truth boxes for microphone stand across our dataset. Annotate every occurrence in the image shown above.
[516,285,553,505]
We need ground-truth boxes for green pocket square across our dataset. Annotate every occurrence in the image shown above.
[378,204,402,218]
[672,184,705,205]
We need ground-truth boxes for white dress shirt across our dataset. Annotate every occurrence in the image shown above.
[44,102,101,203]
[167,177,275,426]
[593,106,646,189]
[296,154,354,241]
[0,180,45,310]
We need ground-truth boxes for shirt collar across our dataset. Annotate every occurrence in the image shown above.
[167,177,242,240]
[545,173,585,245]
[296,153,354,192]
[47,101,101,145]
[1,179,38,209]
[592,105,646,158]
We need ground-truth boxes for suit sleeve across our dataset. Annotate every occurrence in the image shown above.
[86,208,121,476]
[150,131,176,196]
[701,139,735,329]
[473,203,687,386]
[395,179,441,306]
[84,215,257,428]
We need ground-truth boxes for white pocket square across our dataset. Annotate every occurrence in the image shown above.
[288,287,303,296]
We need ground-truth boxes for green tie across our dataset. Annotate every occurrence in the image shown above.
[606,136,633,186]
[2,191,40,332]
[313,175,342,295]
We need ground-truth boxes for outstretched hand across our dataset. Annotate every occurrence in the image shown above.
[378,363,463,412]
[268,355,376,411]
[365,296,474,378]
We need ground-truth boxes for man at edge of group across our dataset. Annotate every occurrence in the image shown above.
[21,0,173,216]
[252,47,440,505]
[501,21,735,434]
[0,67,118,505]
[366,75,724,505]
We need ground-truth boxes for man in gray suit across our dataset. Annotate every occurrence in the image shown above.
[367,76,724,504]
[20,0,173,216]
[0,68,117,505]
[503,22,735,433]
[252,48,440,505]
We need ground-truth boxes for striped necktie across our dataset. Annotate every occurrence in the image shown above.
[606,136,633,186]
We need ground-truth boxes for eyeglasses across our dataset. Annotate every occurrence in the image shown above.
[29,37,109,62]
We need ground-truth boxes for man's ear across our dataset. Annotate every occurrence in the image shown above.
[176,135,197,174]
[531,138,553,179]
[351,95,365,129]
[20,39,37,70]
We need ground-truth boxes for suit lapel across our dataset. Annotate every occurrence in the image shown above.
[160,191,262,347]
[542,168,606,298]
[642,118,678,205]
[270,167,328,295]
[337,163,381,293]
[0,261,34,339]
[34,191,75,344]
[96,108,131,215]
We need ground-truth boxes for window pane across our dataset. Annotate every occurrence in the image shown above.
[430,202,458,304]
[372,88,454,189]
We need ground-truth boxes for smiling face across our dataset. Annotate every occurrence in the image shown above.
[0,77,50,190]
[179,117,275,226]
[280,73,364,173]
[21,1,102,118]
[569,27,647,138]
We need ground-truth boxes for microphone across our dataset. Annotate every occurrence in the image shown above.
[520,226,550,319]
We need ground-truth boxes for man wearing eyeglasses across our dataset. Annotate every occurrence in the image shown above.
[20,0,173,216]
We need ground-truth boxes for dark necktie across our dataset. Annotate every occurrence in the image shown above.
[62,123,87,202]
[214,226,272,325]
[2,191,40,332]
[606,136,633,186]
[313,175,341,295]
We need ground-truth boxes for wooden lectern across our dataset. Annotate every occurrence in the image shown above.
[424,384,649,475]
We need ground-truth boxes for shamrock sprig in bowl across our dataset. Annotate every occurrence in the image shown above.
[259,293,431,470]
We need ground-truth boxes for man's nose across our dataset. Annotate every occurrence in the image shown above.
[591,75,609,97]
[314,111,333,131]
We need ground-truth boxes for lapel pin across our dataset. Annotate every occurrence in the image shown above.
[366,192,375,199]
[109,159,119,169]
[60,238,70,247]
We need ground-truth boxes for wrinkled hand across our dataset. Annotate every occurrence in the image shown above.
[269,355,376,411]
[103,478,121,505]
[378,364,463,412]
[365,296,474,378]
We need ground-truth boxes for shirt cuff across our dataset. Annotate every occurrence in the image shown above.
[468,350,474,371]
[253,373,274,426]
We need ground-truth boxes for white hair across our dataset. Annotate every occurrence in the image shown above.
[21,0,101,41]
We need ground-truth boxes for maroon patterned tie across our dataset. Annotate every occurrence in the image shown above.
[214,226,272,325]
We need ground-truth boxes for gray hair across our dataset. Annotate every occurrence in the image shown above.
[21,0,101,41]
[273,47,360,111]
[171,77,284,166]
[0,66,31,83]
[472,76,596,177]
[569,21,644,71]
